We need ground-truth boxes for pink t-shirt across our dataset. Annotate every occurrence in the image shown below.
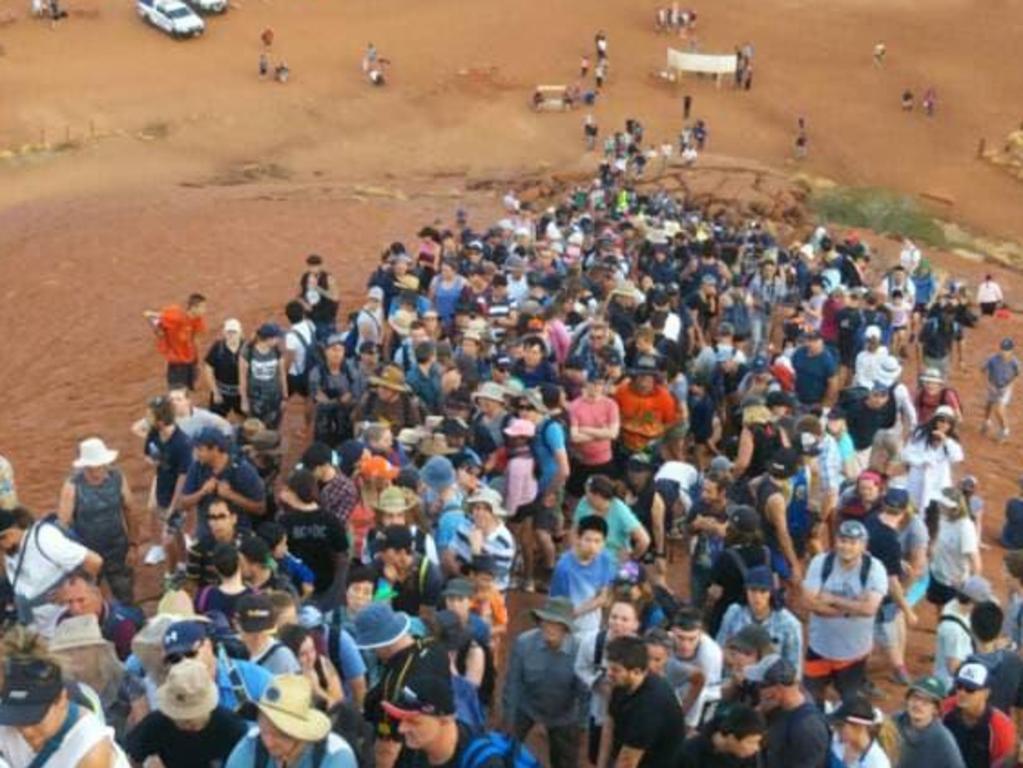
[567,395,620,466]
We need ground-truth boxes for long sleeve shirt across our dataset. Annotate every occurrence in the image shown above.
[503,629,586,727]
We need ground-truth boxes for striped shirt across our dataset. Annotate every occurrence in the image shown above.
[449,521,516,591]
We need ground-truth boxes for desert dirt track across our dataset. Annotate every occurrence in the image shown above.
[3,0,1023,729]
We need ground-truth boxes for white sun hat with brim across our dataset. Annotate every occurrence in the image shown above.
[72,437,119,469]
[466,487,508,518]
[157,659,219,721]
[257,675,331,742]
[48,615,110,653]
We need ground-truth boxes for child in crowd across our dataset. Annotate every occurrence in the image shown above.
[501,419,537,518]
[258,521,315,597]
[550,515,616,632]
[466,555,508,655]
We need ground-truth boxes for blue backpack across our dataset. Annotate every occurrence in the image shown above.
[458,732,542,768]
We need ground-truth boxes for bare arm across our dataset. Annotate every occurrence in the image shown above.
[597,714,615,768]
[765,495,802,581]
[121,474,139,544]
[77,737,116,768]
[824,373,839,407]
[82,550,104,578]
[650,493,666,558]
[629,524,651,561]
[615,746,645,768]
[203,362,220,401]
[463,643,485,688]
[732,428,754,478]
[216,482,265,516]
[826,589,884,617]
[238,355,250,407]
[57,481,75,528]
[679,666,706,716]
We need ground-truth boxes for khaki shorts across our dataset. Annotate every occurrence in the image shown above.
[987,384,1013,406]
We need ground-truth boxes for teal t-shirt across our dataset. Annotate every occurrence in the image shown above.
[573,497,641,560]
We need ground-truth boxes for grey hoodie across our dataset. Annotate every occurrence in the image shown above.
[894,711,966,768]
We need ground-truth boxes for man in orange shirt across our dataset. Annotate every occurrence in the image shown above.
[614,355,680,455]
[144,293,207,389]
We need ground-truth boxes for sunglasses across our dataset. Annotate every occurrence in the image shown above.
[165,649,200,665]
[208,514,231,521]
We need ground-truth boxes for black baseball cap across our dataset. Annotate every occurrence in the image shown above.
[381,672,455,719]
[378,524,414,553]
[0,510,18,536]
[767,447,800,478]
[0,658,64,726]
[236,593,276,633]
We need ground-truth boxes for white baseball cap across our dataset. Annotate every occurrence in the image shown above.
[223,318,242,333]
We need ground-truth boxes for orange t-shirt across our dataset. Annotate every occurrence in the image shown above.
[614,382,679,452]
[347,502,376,560]
[472,590,508,629]
[157,305,206,364]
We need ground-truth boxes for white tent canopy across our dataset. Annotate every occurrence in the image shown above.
[666,49,737,86]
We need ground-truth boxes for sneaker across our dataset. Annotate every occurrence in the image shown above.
[999,428,1011,443]
[143,545,167,566]
[523,579,536,593]
[891,667,911,686]
[981,420,991,436]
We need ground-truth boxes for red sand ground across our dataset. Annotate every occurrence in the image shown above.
[2,0,1023,736]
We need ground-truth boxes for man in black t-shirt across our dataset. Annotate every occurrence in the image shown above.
[677,703,766,768]
[602,635,685,768]
[381,671,506,768]
[866,487,915,685]
[278,469,347,604]
[124,658,248,768]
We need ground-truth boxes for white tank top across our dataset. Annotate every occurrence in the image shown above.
[0,710,131,768]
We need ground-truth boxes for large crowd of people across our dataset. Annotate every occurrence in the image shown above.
[0,121,1021,768]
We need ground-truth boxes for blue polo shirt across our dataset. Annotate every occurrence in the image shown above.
[183,456,266,538]
[792,346,838,405]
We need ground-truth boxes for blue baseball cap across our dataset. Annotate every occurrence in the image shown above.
[744,565,774,591]
[884,487,910,510]
[162,620,208,659]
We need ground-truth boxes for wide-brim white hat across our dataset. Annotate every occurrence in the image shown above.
[72,437,118,468]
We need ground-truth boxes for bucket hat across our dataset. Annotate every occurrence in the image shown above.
[369,365,412,393]
[373,486,415,515]
[354,602,411,650]
[466,487,507,518]
[530,597,574,629]
[258,675,332,741]
[157,658,218,721]
[73,437,118,468]
[49,615,109,653]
